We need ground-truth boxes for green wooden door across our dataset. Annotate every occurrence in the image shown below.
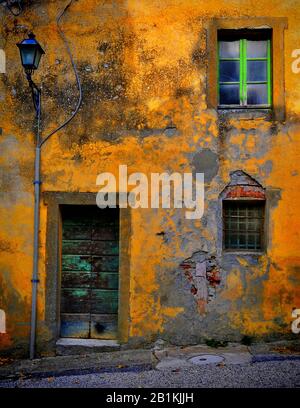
[60,206,119,339]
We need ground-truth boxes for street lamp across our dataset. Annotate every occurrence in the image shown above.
[17,32,45,360]
[17,32,45,116]
[17,32,45,73]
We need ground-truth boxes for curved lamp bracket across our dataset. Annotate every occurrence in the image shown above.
[25,71,41,118]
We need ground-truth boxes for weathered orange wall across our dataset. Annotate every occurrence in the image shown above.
[0,0,300,355]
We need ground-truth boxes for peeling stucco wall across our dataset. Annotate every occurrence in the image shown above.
[0,0,300,356]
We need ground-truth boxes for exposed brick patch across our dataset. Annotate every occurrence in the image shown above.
[224,185,265,199]
[180,253,221,315]
[220,170,266,201]
[206,268,221,287]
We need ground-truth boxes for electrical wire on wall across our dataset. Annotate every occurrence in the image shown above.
[40,0,83,147]
[0,0,83,143]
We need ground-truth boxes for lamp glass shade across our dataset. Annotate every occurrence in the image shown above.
[17,34,45,71]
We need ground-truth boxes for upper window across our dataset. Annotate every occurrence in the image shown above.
[218,29,272,108]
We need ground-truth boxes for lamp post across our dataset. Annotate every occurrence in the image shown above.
[16,2,83,358]
[17,32,45,360]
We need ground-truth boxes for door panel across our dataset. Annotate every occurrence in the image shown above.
[61,271,92,288]
[62,255,92,271]
[93,272,119,289]
[61,288,91,314]
[90,289,119,314]
[60,206,119,339]
[60,313,90,338]
[91,241,119,255]
[92,256,119,272]
[62,240,93,255]
[90,314,118,339]
[63,224,92,240]
[92,226,119,240]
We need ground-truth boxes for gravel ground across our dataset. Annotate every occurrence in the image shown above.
[0,360,300,388]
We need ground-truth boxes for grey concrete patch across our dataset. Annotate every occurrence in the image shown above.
[154,344,252,370]
[191,149,219,182]
[165,343,250,358]
[220,352,252,365]
[249,343,270,354]
[156,357,193,371]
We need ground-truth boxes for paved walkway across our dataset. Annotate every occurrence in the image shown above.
[0,342,299,388]
[1,360,300,388]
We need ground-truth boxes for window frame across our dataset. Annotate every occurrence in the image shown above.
[222,199,266,253]
[207,17,288,121]
[217,35,272,108]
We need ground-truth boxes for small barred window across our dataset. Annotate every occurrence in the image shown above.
[223,200,265,251]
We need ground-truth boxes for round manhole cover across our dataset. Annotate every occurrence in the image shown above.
[189,354,224,365]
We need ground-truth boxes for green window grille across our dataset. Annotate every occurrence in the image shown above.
[223,201,265,251]
[218,30,272,107]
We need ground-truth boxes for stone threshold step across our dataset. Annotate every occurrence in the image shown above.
[56,338,121,355]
